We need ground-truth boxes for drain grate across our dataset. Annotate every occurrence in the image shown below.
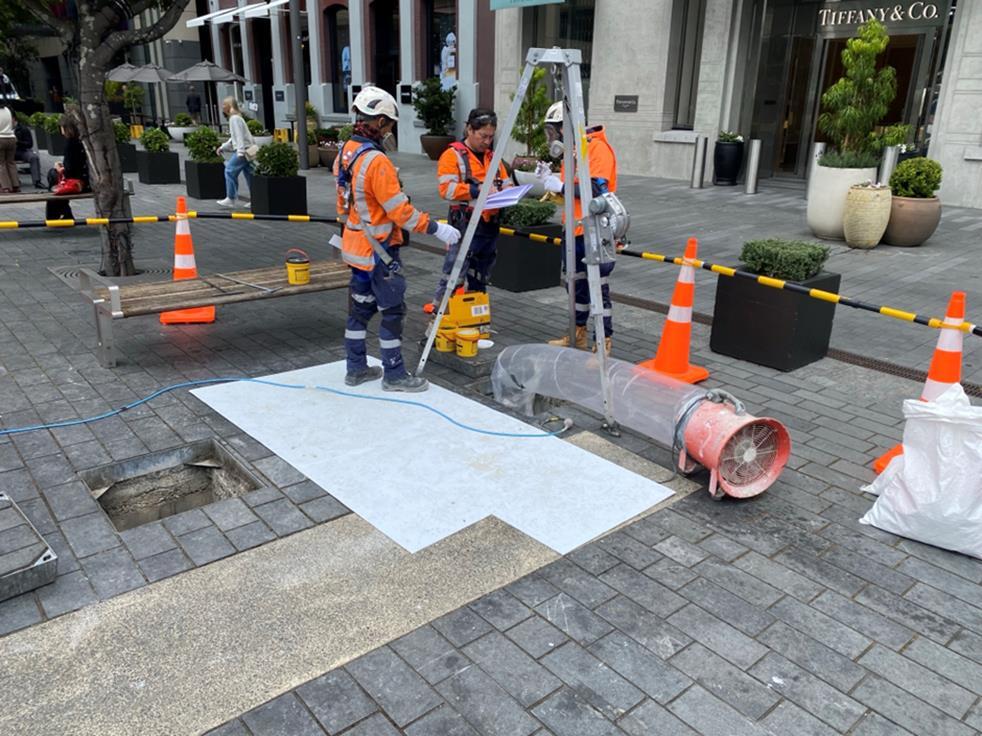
[48,263,173,289]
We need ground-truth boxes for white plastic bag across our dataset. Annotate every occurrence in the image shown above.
[860,384,982,559]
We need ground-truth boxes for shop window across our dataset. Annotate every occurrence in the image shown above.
[672,0,705,130]
[424,0,456,85]
[526,0,595,110]
[327,5,351,113]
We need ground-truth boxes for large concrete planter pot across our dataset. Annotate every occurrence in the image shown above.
[307,143,320,167]
[513,169,545,197]
[47,131,67,156]
[843,186,891,249]
[713,141,744,185]
[117,142,138,173]
[254,135,274,147]
[806,164,877,240]
[168,126,194,143]
[252,175,307,216]
[420,134,454,161]
[185,160,227,200]
[136,150,181,185]
[317,146,339,168]
[883,196,942,247]
[493,224,563,292]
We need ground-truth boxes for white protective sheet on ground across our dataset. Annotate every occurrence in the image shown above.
[861,384,982,560]
[192,360,673,553]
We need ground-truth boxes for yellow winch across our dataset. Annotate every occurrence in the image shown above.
[440,290,491,339]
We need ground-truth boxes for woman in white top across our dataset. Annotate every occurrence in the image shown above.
[216,97,255,208]
[0,102,20,193]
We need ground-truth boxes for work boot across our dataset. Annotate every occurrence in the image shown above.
[382,373,429,393]
[592,336,613,356]
[548,325,588,350]
[344,366,382,386]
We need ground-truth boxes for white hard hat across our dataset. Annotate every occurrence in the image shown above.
[545,101,563,124]
[353,86,399,122]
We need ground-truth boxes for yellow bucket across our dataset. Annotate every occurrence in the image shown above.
[285,248,310,285]
[435,327,456,352]
[455,327,480,358]
[130,124,144,140]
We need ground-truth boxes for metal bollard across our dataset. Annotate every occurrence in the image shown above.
[744,139,761,194]
[879,145,899,187]
[690,136,708,189]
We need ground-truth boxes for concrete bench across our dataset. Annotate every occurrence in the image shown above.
[79,260,351,367]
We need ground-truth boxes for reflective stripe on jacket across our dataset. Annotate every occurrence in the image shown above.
[437,143,509,222]
[560,125,618,236]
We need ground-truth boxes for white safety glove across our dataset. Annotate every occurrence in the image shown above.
[542,174,563,193]
[435,221,462,246]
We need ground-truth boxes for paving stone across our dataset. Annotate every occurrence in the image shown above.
[0,592,42,636]
[36,568,98,618]
[252,498,314,537]
[950,629,982,666]
[820,523,906,567]
[759,700,838,736]
[60,511,120,559]
[296,669,378,734]
[666,685,768,736]
[641,557,697,590]
[138,548,192,583]
[253,455,306,487]
[852,674,976,736]
[856,584,960,644]
[811,589,914,650]
[648,510,711,544]
[241,692,324,736]
[653,535,709,567]
[540,558,618,609]
[202,720,251,736]
[599,564,686,618]
[40,529,78,576]
[225,520,277,551]
[568,542,621,576]
[774,546,865,597]
[596,531,662,570]
[904,582,982,634]
[162,507,212,537]
[593,595,690,660]
[666,603,767,670]
[669,643,780,720]
[435,664,539,736]
[897,557,982,609]
[769,594,872,659]
[849,712,916,736]
[25,453,77,490]
[390,625,471,685]
[858,644,976,719]
[586,631,690,705]
[177,525,235,566]
[505,615,569,660]
[677,577,774,637]
[616,699,697,736]
[695,555,786,606]
[540,641,644,719]
[756,620,866,692]
[463,631,562,707]
[118,521,177,561]
[896,538,982,584]
[241,486,284,507]
[404,705,479,736]
[904,635,982,695]
[281,479,328,505]
[697,533,748,562]
[202,497,257,532]
[347,646,443,727]
[298,494,349,523]
[819,545,915,596]
[433,606,494,648]
[40,480,99,522]
[621,515,672,547]
[507,575,561,608]
[530,687,621,736]
[17,498,56,536]
[469,589,533,631]
[80,546,146,599]
[340,712,400,735]
[535,594,614,646]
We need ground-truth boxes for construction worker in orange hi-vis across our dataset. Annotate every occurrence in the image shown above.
[425,107,511,313]
[537,101,618,355]
[333,86,462,392]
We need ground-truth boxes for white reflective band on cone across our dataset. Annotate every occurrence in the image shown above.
[937,321,964,351]
[174,254,196,269]
[922,377,956,402]
[667,305,692,323]
[176,219,191,235]
[679,267,695,284]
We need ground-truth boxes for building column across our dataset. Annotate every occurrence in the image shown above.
[493,8,523,161]
[238,0,261,118]
[270,4,290,128]
[350,0,366,84]
[307,0,330,119]
[397,0,422,154]
[456,0,478,136]
[930,1,982,209]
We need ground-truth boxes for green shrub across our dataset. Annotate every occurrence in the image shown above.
[499,199,557,229]
[718,131,744,143]
[874,123,910,149]
[256,141,299,177]
[337,123,353,142]
[113,120,131,145]
[123,83,144,113]
[104,80,125,103]
[246,117,269,136]
[740,239,830,282]
[185,126,223,163]
[29,111,46,128]
[173,112,194,127]
[412,77,455,136]
[817,150,880,169]
[42,114,62,135]
[314,127,338,145]
[889,157,942,198]
[140,127,171,153]
[511,67,550,158]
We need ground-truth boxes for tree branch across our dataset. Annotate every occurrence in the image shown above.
[103,0,192,55]
[19,0,73,40]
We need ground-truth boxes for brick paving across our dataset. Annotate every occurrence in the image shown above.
[2,146,982,734]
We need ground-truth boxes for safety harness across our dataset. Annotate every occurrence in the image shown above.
[447,142,501,230]
[339,139,398,271]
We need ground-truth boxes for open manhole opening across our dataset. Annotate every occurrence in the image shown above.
[80,440,262,532]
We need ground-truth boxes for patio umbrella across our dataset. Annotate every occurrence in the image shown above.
[125,63,174,83]
[107,62,139,82]
[169,61,248,125]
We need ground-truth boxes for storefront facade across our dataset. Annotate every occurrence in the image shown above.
[493,0,982,208]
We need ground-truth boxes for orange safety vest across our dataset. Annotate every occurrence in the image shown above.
[560,125,618,236]
[437,142,510,222]
[333,138,431,270]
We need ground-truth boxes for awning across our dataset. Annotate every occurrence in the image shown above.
[186,6,240,28]
[244,0,289,19]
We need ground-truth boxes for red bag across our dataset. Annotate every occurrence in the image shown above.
[52,177,83,195]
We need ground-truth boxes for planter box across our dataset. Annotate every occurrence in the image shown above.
[117,142,137,173]
[493,224,563,292]
[252,175,307,216]
[710,269,841,372]
[420,134,454,161]
[33,128,48,151]
[713,141,744,185]
[513,169,546,198]
[317,146,339,168]
[47,131,66,156]
[185,160,227,200]
[136,150,181,185]
[806,164,877,240]
[168,126,195,143]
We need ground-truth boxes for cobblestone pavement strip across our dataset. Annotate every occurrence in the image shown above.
[1,148,981,734]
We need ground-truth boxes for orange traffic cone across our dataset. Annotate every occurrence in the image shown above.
[872,290,965,473]
[639,237,709,383]
[160,196,215,325]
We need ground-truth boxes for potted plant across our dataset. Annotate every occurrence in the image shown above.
[114,120,138,173]
[43,114,66,155]
[710,239,838,371]
[315,127,341,168]
[252,141,306,216]
[136,127,181,184]
[511,67,550,194]
[883,157,943,246]
[843,181,891,249]
[104,80,126,116]
[493,199,562,292]
[807,19,896,240]
[184,126,226,200]
[247,117,273,146]
[29,111,48,150]
[412,77,456,160]
[302,102,320,166]
[123,83,144,126]
[713,131,744,185]
[169,112,195,143]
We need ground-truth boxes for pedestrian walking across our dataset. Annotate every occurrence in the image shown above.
[186,85,202,124]
[215,97,255,208]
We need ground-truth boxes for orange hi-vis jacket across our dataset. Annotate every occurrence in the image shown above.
[333,138,431,270]
[437,143,509,222]
[560,125,618,236]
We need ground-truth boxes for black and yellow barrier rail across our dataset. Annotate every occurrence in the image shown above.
[0,211,340,229]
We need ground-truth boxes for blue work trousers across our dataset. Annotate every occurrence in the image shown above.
[433,219,499,304]
[345,244,408,380]
[562,234,614,336]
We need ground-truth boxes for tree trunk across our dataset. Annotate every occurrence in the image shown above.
[76,42,136,276]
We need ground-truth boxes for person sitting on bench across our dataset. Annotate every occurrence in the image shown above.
[46,115,90,221]
[13,113,43,189]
